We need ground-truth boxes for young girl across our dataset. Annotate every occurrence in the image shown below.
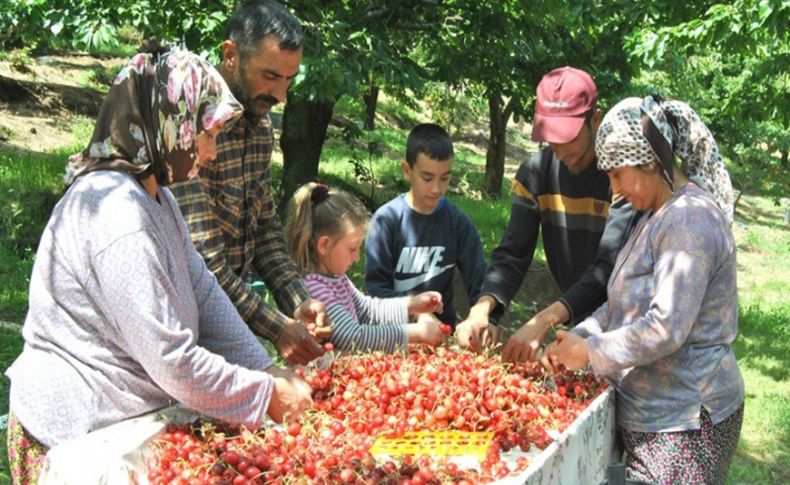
[285,182,445,353]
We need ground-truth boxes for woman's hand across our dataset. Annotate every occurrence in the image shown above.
[265,366,313,423]
[407,291,443,316]
[546,330,589,371]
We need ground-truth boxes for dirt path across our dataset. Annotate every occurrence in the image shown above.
[0,54,124,151]
[451,265,561,337]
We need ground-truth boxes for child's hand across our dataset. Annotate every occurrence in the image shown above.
[306,321,333,341]
[408,313,443,346]
[407,291,443,316]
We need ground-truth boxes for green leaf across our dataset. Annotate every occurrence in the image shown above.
[757,0,774,22]
[348,31,366,41]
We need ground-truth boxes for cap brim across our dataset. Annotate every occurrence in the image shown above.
[531,113,586,144]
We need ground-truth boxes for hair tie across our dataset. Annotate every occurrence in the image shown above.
[311,183,330,205]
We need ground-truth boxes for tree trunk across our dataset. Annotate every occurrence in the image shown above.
[363,84,379,131]
[782,148,788,168]
[484,94,516,197]
[279,94,335,209]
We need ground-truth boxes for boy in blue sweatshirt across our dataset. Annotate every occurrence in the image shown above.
[365,123,487,327]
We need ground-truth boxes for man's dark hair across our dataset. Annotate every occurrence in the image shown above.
[584,107,596,127]
[406,123,454,166]
[225,0,304,61]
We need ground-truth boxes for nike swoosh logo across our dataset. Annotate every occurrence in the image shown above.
[393,264,455,292]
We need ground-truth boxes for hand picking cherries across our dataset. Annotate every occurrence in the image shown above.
[147,346,606,484]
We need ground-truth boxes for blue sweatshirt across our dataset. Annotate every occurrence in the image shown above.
[365,195,487,326]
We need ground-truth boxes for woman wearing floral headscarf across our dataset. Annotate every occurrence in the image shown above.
[547,96,743,485]
[5,45,312,483]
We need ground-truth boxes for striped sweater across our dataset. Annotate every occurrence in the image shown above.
[482,147,638,323]
[304,273,410,353]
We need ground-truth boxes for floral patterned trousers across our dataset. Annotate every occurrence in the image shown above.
[7,410,48,485]
[622,403,744,485]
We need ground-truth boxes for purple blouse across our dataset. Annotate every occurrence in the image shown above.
[7,171,274,447]
[572,183,743,433]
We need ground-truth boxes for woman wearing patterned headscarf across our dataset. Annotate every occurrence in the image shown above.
[547,96,743,484]
[5,45,312,483]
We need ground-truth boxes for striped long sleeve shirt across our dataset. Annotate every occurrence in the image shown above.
[170,114,309,341]
[305,273,410,353]
[481,148,639,323]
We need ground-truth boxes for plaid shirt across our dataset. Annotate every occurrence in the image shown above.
[170,113,309,341]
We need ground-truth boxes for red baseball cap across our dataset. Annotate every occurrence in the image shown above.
[531,67,598,144]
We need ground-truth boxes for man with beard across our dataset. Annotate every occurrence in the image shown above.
[171,0,329,365]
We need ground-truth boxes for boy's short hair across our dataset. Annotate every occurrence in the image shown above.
[406,123,454,166]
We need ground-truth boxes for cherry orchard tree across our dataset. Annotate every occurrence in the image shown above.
[422,0,633,196]
[278,0,639,200]
[627,0,789,171]
[1,0,233,55]
[282,0,640,200]
[278,0,434,204]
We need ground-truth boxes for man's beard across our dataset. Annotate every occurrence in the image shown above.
[228,65,279,117]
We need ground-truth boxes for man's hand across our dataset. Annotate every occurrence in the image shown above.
[273,298,331,365]
[546,330,589,371]
[265,366,313,423]
[456,317,501,353]
[502,301,569,363]
[274,318,324,366]
[294,298,328,328]
[456,296,501,353]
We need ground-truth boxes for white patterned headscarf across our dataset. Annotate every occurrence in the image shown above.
[596,95,734,222]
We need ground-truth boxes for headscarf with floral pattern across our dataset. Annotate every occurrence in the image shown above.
[65,45,243,186]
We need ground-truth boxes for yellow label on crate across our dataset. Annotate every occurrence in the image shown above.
[370,431,494,458]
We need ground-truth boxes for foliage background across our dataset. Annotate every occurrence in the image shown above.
[3,0,786,198]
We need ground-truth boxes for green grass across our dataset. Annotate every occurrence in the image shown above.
[728,301,790,484]
[725,192,790,484]
[0,147,79,322]
[0,328,25,484]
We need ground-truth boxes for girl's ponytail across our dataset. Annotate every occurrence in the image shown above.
[284,182,369,273]
[284,183,318,273]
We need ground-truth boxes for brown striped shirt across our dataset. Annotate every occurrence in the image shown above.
[170,113,309,341]
[481,147,639,323]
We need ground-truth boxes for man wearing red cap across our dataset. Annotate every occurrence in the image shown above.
[456,67,638,361]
